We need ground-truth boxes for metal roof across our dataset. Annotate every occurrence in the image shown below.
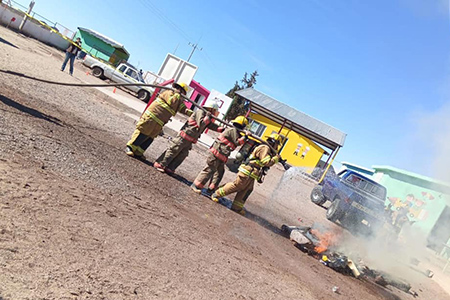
[236,88,346,150]
[78,27,129,56]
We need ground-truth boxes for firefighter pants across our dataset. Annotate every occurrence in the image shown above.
[127,114,163,155]
[193,152,225,190]
[157,136,192,171]
[217,172,254,212]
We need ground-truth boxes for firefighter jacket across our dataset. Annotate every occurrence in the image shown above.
[179,109,223,143]
[210,127,246,163]
[144,90,192,126]
[238,144,279,180]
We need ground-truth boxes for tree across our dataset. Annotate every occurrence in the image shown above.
[225,70,259,121]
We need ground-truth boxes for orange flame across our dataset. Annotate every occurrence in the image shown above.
[310,228,337,254]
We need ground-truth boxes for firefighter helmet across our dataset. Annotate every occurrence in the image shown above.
[267,133,282,145]
[203,99,220,111]
[231,116,249,127]
[173,82,189,95]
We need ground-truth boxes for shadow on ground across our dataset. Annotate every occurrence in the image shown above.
[0,36,19,49]
[0,94,63,126]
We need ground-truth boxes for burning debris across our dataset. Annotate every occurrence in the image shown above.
[281,224,419,297]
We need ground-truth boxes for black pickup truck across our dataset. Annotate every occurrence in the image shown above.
[310,169,387,235]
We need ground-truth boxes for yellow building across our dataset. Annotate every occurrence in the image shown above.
[249,113,326,172]
[235,88,346,175]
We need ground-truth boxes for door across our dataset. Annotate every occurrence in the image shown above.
[111,65,128,84]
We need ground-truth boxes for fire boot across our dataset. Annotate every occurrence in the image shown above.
[153,162,165,173]
[210,193,220,203]
[191,184,202,194]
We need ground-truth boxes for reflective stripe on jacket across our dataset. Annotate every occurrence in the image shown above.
[238,164,260,180]
[180,130,197,143]
[144,90,192,127]
[145,110,164,126]
[156,98,176,116]
[211,127,243,160]
[239,144,279,180]
[178,110,220,144]
[209,147,228,163]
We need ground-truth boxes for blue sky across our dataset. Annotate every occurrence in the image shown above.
[22,0,450,180]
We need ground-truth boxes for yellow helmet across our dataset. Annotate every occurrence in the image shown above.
[173,82,189,95]
[231,116,249,126]
[267,133,282,144]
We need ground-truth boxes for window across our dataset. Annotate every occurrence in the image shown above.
[346,174,362,186]
[118,65,127,73]
[249,120,266,137]
[125,69,138,80]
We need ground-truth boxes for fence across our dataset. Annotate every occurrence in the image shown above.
[0,0,75,50]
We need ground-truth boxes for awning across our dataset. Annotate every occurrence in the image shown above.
[236,88,346,151]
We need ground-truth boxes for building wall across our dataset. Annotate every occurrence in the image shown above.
[249,113,325,172]
[207,90,233,120]
[375,169,450,248]
[187,80,210,110]
[0,5,70,50]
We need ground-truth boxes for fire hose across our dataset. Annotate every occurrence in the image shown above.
[0,69,289,169]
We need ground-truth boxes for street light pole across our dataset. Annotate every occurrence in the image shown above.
[187,42,202,62]
[19,0,35,31]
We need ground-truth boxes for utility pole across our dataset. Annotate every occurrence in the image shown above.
[19,0,35,31]
[187,42,202,62]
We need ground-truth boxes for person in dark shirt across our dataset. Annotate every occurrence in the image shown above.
[61,37,82,76]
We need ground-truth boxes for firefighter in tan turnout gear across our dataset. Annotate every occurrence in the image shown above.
[153,100,225,173]
[126,82,192,160]
[211,133,282,215]
[191,116,249,194]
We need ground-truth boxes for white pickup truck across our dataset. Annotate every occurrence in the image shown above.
[82,55,153,102]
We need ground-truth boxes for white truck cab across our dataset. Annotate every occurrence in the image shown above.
[82,55,152,102]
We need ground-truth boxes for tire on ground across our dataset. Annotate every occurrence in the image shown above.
[138,90,150,102]
[310,185,326,205]
[92,67,104,78]
[326,197,343,222]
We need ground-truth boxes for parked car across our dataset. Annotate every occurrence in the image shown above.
[310,169,387,235]
[82,55,152,102]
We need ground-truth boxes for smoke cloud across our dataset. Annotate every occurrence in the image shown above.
[413,101,450,183]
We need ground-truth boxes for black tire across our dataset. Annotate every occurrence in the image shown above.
[92,67,104,78]
[138,90,150,102]
[310,185,326,205]
[326,197,343,222]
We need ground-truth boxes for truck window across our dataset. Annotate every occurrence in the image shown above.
[119,65,127,73]
[126,69,138,80]
[358,180,367,190]
[346,174,362,186]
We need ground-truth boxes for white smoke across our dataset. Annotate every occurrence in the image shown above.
[412,101,450,183]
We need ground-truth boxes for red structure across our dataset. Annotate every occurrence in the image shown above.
[142,79,211,115]
[187,80,210,109]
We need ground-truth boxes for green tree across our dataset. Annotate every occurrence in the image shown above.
[225,70,259,121]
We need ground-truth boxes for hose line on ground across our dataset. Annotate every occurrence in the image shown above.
[0,69,283,156]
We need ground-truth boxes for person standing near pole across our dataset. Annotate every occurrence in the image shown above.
[60,38,82,76]
[154,100,225,174]
[191,116,249,195]
[211,133,282,215]
[126,82,192,160]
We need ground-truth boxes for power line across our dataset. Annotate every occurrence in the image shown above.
[187,42,202,62]
[138,0,191,42]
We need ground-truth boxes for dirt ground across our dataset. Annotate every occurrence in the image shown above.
[1,26,450,300]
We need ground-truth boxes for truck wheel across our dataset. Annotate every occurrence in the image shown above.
[326,197,343,222]
[310,186,326,205]
[138,90,150,102]
[92,67,104,78]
